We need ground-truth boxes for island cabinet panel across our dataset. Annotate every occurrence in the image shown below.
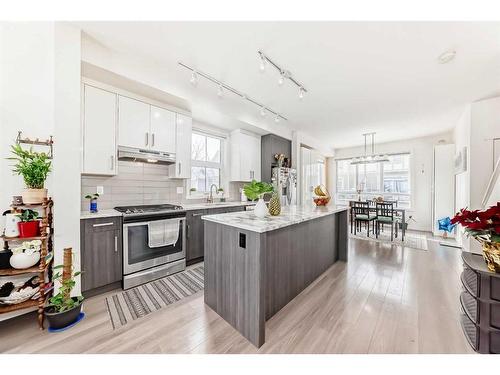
[204,221,266,347]
[264,214,338,319]
[203,209,348,348]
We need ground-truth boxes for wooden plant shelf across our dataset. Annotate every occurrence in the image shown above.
[0,299,39,314]
[0,262,50,276]
[1,234,50,242]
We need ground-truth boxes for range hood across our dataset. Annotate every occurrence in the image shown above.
[118,146,176,165]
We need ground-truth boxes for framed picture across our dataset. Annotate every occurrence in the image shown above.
[454,146,467,175]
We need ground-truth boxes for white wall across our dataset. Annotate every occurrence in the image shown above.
[0,22,82,294]
[453,97,500,253]
[332,132,453,232]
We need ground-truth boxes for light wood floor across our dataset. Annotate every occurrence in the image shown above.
[0,236,473,354]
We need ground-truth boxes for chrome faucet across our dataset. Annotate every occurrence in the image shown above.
[207,184,219,204]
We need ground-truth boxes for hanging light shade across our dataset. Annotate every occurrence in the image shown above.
[351,133,389,165]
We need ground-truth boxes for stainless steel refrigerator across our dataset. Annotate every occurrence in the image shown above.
[271,167,297,206]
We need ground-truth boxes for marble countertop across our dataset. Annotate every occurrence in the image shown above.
[80,201,255,219]
[201,205,348,233]
[80,209,123,220]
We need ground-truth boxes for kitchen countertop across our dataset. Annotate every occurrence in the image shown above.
[201,205,348,233]
[80,201,255,219]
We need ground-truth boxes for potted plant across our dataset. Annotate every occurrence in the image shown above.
[18,209,40,238]
[217,187,226,202]
[84,193,100,213]
[8,144,52,204]
[243,180,274,218]
[45,248,84,330]
[398,215,416,231]
[452,203,500,272]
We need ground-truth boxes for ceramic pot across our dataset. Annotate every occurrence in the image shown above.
[45,299,83,330]
[18,221,40,238]
[21,188,47,204]
[254,198,268,218]
[3,213,21,237]
[89,200,98,213]
[483,242,500,273]
[10,251,40,269]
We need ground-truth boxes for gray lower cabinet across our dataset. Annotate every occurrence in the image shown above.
[80,217,123,293]
[186,205,246,264]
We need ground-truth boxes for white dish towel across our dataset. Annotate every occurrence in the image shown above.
[148,219,181,248]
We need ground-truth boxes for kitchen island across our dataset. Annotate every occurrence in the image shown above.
[202,205,348,347]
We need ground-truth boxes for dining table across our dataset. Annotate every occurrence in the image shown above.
[348,202,407,241]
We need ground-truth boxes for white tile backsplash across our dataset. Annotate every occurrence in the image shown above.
[81,160,184,211]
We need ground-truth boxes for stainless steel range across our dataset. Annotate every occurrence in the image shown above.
[114,204,186,289]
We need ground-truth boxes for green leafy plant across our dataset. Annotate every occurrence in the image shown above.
[47,265,83,313]
[8,144,52,189]
[189,187,197,192]
[217,188,224,193]
[84,193,99,201]
[19,209,39,222]
[243,180,274,201]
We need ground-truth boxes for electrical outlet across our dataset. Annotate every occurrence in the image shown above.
[96,186,104,195]
[176,187,184,195]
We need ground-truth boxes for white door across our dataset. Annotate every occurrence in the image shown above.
[433,144,456,236]
[150,105,176,153]
[169,114,192,179]
[83,85,117,175]
[118,96,151,149]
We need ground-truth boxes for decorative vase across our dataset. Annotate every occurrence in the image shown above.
[90,200,98,213]
[483,242,500,273]
[21,188,47,204]
[254,198,268,218]
[10,251,40,269]
[268,193,281,216]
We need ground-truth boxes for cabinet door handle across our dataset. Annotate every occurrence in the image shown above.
[192,213,204,217]
[178,162,181,175]
[114,235,118,253]
[152,133,155,147]
[186,224,189,239]
[93,222,114,227]
[145,132,149,146]
[110,155,114,171]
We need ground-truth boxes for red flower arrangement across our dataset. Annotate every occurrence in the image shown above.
[451,202,500,244]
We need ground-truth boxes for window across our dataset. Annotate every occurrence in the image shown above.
[190,132,222,193]
[336,153,411,208]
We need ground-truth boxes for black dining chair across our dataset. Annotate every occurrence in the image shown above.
[375,202,396,241]
[352,201,376,237]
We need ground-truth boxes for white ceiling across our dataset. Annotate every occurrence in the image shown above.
[76,22,500,149]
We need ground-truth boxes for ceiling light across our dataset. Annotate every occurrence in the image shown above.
[146,159,158,163]
[178,62,288,122]
[351,133,389,165]
[438,50,456,64]
[274,115,280,123]
[259,55,266,72]
[190,71,198,86]
[298,87,305,100]
[278,71,285,86]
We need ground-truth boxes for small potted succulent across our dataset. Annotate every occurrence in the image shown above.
[8,144,52,204]
[17,209,40,238]
[45,248,84,330]
[243,180,274,218]
[85,193,100,213]
[452,203,500,272]
[217,187,226,202]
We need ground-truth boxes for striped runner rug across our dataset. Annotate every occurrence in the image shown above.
[105,264,204,329]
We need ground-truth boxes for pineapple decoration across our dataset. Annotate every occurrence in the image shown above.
[268,192,281,216]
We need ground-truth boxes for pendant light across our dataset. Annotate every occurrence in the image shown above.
[351,133,390,165]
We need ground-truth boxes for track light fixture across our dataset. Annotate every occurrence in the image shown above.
[179,61,287,122]
[258,50,308,96]
[190,71,198,86]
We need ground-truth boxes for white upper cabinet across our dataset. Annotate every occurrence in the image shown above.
[82,85,117,175]
[118,96,150,149]
[150,105,176,154]
[169,113,192,179]
[230,129,261,182]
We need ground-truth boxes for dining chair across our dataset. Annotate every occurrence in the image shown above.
[352,201,376,237]
[375,202,395,241]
